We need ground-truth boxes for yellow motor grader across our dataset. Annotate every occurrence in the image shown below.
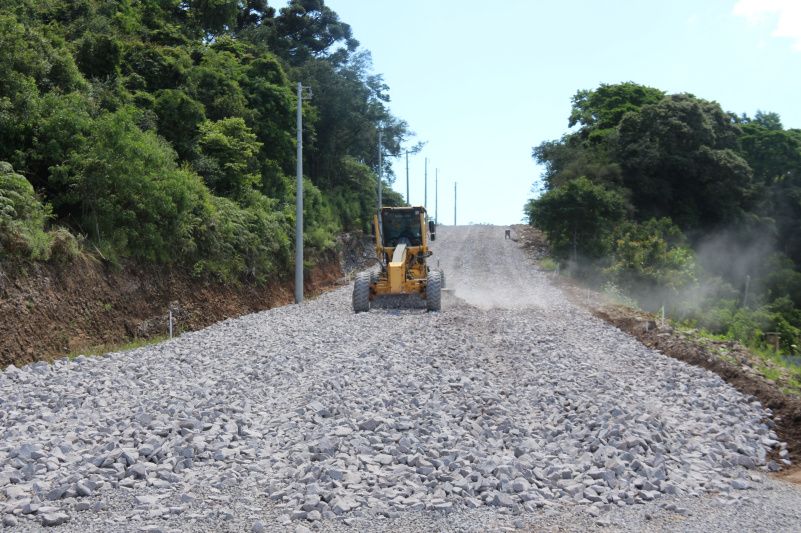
[352,206,443,312]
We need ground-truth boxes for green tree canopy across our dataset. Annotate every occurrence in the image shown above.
[526,176,626,260]
[195,117,262,199]
[618,94,753,232]
[569,82,665,142]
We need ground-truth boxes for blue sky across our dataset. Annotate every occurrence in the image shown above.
[320,0,801,225]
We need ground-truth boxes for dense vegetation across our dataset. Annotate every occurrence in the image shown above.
[0,0,406,281]
[527,82,801,356]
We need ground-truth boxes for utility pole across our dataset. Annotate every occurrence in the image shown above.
[377,130,383,212]
[405,150,410,205]
[295,82,311,304]
[424,158,428,214]
[435,168,438,224]
[453,181,457,226]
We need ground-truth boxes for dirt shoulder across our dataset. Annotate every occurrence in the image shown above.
[512,224,801,466]
[0,233,373,368]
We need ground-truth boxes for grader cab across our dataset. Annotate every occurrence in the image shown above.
[352,206,443,312]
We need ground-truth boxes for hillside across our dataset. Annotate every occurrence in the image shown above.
[0,0,405,282]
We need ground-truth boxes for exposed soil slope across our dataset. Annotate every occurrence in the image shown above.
[0,250,347,368]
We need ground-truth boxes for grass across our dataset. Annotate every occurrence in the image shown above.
[761,365,782,383]
[67,335,169,359]
[539,257,559,272]
[685,325,801,395]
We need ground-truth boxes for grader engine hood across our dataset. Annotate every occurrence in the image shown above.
[388,243,408,293]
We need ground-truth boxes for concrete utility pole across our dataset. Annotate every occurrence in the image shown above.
[424,158,428,214]
[405,150,410,204]
[454,181,457,226]
[377,130,383,213]
[295,82,311,304]
[435,168,438,224]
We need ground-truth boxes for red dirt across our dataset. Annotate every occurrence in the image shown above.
[0,252,346,368]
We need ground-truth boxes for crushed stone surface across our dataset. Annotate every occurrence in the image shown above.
[2,225,801,532]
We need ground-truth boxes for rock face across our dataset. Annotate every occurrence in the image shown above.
[0,225,790,529]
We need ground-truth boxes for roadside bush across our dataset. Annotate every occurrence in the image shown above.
[0,161,51,260]
[605,218,696,295]
[302,178,339,252]
[695,298,801,352]
[48,227,82,264]
[192,192,292,282]
[52,108,209,263]
[539,257,559,271]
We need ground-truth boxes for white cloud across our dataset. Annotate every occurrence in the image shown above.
[733,0,801,51]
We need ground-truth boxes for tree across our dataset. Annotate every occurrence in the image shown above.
[154,89,206,160]
[236,0,273,31]
[532,83,662,192]
[76,33,122,79]
[194,117,262,199]
[618,94,753,232]
[526,176,626,261]
[0,0,410,276]
[739,120,801,263]
[271,0,359,66]
[753,110,783,131]
[122,42,191,92]
[241,54,295,180]
[53,108,209,262]
[569,82,665,143]
[186,49,248,120]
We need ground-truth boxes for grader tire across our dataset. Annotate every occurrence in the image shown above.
[439,269,446,289]
[353,272,371,313]
[426,270,442,312]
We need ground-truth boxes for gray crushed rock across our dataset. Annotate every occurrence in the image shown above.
[1,225,800,532]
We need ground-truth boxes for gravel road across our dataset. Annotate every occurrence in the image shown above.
[2,225,801,532]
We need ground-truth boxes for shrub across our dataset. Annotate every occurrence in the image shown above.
[605,217,696,295]
[0,161,52,260]
[191,192,292,282]
[52,108,210,263]
[539,257,559,271]
[48,227,82,264]
[194,117,262,199]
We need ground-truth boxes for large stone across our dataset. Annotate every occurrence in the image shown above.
[511,477,530,493]
[731,479,750,490]
[357,418,382,432]
[331,496,358,515]
[45,486,66,501]
[40,512,70,527]
[127,464,148,479]
[5,485,29,500]
[134,495,162,507]
[491,493,516,508]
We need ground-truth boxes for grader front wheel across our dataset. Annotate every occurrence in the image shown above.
[426,270,442,312]
[353,272,371,313]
